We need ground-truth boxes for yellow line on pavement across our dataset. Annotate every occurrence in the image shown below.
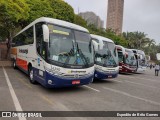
[18,79,54,106]
[18,78,32,89]
[17,78,54,106]
[39,94,54,106]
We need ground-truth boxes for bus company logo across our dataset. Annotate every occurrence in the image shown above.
[19,49,28,54]
[51,66,60,72]
[70,70,86,74]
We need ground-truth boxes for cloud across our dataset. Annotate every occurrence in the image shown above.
[65,0,160,43]
[123,0,160,43]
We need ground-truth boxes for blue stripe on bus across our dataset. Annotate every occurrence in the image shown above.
[32,67,94,88]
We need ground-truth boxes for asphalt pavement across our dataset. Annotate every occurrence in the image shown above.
[0,66,160,120]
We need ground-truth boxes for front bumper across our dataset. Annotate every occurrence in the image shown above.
[44,71,94,88]
[94,70,118,80]
[119,66,136,73]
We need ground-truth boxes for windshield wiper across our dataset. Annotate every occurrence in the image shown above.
[62,49,74,67]
[76,44,89,67]
[103,53,117,67]
[62,41,75,67]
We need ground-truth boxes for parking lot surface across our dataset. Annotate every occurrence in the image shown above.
[0,67,160,120]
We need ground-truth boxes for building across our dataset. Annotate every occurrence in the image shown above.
[79,12,104,29]
[106,0,124,34]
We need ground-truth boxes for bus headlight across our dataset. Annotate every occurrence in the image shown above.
[95,74,98,77]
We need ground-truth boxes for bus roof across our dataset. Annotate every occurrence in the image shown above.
[15,17,89,36]
[125,48,134,53]
[115,45,125,50]
[131,49,145,55]
[116,45,125,53]
[116,46,134,53]
[91,34,114,43]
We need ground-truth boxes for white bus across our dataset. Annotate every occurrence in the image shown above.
[132,49,147,73]
[11,17,95,88]
[91,34,119,80]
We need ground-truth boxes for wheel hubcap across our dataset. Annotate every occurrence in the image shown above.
[13,62,15,67]
[30,70,33,81]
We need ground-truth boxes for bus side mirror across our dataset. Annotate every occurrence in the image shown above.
[92,40,98,51]
[42,24,49,43]
[125,53,128,58]
[99,40,103,50]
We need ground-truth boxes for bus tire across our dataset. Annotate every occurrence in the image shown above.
[28,66,37,84]
[13,60,17,69]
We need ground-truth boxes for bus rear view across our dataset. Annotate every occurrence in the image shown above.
[11,17,95,88]
[91,34,119,80]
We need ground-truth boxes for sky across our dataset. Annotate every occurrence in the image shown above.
[64,0,160,44]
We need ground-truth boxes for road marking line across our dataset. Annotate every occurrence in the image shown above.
[119,75,160,83]
[3,67,26,120]
[103,87,160,106]
[84,85,100,92]
[18,78,32,89]
[122,79,159,89]
[107,78,159,89]
[17,77,54,106]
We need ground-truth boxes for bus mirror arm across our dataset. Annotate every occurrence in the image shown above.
[99,40,103,50]
[42,24,49,43]
[92,40,98,51]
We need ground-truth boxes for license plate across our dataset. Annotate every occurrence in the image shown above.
[108,75,112,78]
[72,80,80,85]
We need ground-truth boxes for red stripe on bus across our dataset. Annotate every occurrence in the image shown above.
[16,58,28,71]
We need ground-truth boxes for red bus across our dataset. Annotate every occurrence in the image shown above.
[116,45,137,73]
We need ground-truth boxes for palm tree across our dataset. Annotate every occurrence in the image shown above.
[123,31,152,49]
[123,31,158,61]
[123,32,135,48]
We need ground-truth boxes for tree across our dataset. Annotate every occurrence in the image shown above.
[123,31,158,61]
[25,0,56,26]
[48,0,75,23]
[0,27,8,42]
[123,31,151,49]
[74,15,87,28]
[0,0,29,58]
[123,32,135,48]
[86,24,128,46]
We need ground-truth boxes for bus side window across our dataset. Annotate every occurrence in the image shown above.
[24,27,34,45]
[35,23,46,59]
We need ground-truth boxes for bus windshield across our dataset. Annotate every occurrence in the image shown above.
[47,24,94,67]
[125,50,137,66]
[118,51,123,63]
[95,41,118,67]
[138,53,146,66]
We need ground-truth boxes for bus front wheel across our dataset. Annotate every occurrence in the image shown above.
[28,66,37,84]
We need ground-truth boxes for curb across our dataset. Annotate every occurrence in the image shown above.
[0,61,12,67]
